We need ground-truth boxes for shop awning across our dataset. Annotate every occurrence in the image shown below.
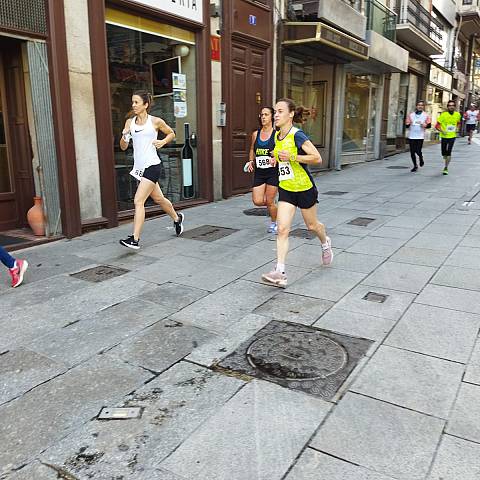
[282,22,369,63]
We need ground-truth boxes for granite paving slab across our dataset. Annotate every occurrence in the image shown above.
[415,284,480,315]
[253,292,334,325]
[0,348,67,405]
[405,232,463,251]
[285,449,397,480]
[334,285,415,321]
[329,252,386,274]
[385,303,480,362]
[368,226,419,240]
[287,268,366,301]
[0,355,152,472]
[428,435,480,480]
[161,380,331,480]
[444,246,480,269]
[170,280,278,332]
[389,246,450,267]
[423,222,471,236]
[445,382,480,443]
[383,215,433,229]
[0,274,87,311]
[0,276,158,351]
[362,261,436,294]
[464,336,480,385]
[27,299,174,367]
[346,236,405,257]
[351,345,464,418]
[108,319,213,373]
[310,392,445,480]
[431,265,480,291]
[313,307,396,341]
[35,362,244,480]
[459,234,480,248]
[139,282,209,310]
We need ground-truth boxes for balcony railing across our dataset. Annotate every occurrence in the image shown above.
[395,0,443,46]
[365,0,397,41]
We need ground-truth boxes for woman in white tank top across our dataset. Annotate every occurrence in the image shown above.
[119,91,185,250]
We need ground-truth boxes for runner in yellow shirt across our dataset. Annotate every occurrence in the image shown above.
[435,100,462,175]
[261,98,333,288]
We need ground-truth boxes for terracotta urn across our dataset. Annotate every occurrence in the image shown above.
[27,196,46,236]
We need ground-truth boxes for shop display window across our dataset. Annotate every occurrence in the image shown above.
[106,12,198,211]
[282,60,327,147]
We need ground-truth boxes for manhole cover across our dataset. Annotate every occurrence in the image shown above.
[363,291,388,303]
[243,208,269,216]
[322,191,348,196]
[181,225,239,242]
[70,265,129,283]
[387,166,409,169]
[290,228,316,240]
[217,320,372,400]
[348,217,376,227]
[247,331,347,380]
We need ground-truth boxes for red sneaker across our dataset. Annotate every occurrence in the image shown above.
[9,259,28,288]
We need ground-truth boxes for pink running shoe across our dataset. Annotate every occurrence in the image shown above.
[322,237,333,266]
[261,270,287,288]
[9,259,28,288]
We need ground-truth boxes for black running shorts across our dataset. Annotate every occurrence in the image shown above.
[253,168,279,187]
[278,186,318,209]
[142,164,162,183]
[466,124,476,132]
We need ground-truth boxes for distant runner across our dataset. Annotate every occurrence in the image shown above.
[405,100,430,172]
[464,103,479,145]
[435,100,462,176]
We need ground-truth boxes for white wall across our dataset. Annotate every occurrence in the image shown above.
[64,0,102,220]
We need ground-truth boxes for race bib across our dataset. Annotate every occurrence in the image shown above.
[256,156,272,169]
[278,161,294,181]
[129,168,144,181]
[447,125,456,132]
[414,120,422,125]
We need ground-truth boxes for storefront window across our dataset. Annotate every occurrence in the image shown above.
[282,59,326,147]
[106,11,198,211]
[343,74,369,152]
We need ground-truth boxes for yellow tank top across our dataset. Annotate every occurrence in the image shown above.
[273,127,313,192]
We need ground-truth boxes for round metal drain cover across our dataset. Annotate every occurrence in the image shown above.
[243,208,269,216]
[246,331,348,380]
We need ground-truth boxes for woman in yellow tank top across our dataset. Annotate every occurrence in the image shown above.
[261,98,333,288]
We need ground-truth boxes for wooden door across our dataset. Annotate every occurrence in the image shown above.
[0,39,34,231]
[226,39,269,196]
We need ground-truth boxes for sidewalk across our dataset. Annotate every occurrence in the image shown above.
[1,137,480,480]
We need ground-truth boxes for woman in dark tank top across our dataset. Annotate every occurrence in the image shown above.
[245,107,279,233]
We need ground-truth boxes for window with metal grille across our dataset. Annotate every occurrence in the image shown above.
[0,0,47,36]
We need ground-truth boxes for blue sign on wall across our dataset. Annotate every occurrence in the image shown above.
[248,14,256,25]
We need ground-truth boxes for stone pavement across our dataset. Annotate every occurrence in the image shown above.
[1,137,480,480]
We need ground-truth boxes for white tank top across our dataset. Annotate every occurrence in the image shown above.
[129,115,160,179]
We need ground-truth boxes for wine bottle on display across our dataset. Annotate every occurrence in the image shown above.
[182,123,194,199]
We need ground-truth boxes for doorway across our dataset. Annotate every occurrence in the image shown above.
[0,37,34,232]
